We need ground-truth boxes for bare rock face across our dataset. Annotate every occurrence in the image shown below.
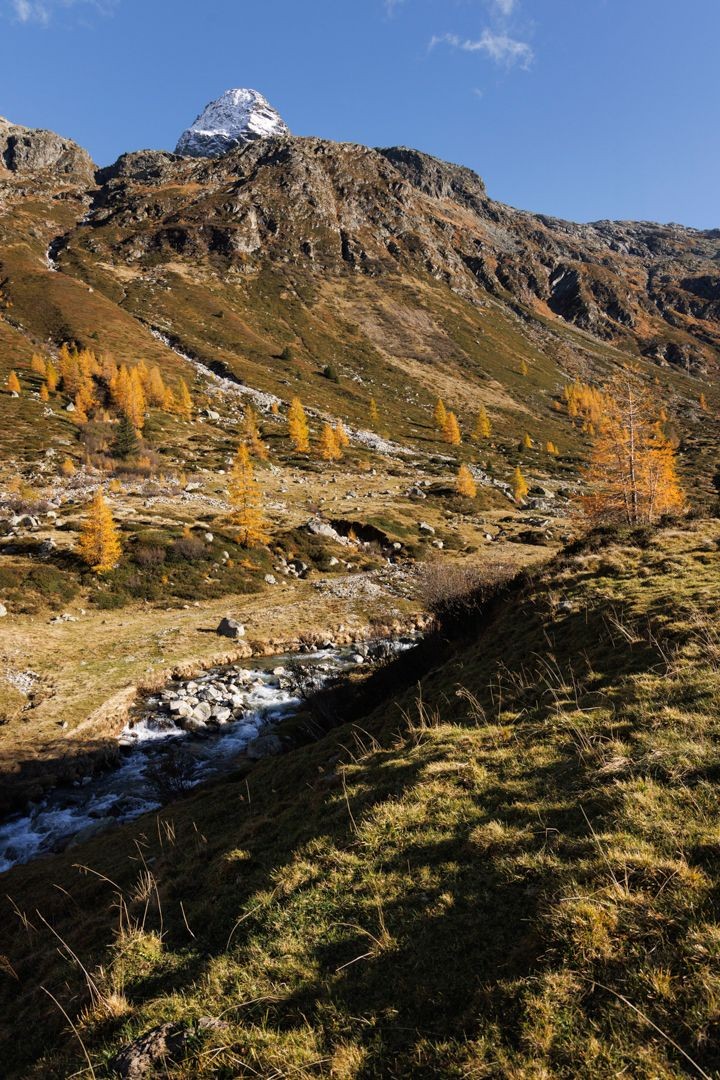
[175,88,289,158]
[0,116,94,182]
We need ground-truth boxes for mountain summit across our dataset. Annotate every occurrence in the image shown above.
[174,88,290,158]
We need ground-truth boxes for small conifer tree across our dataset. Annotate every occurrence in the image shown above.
[512,466,529,504]
[522,433,533,450]
[242,405,268,459]
[45,360,59,393]
[61,457,75,477]
[369,397,379,428]
[474,406,492,440]
[288,396,310,452]
[228,444,270,548]
[433,398,447,431]
[443,411,461,446]
[7,371,21,396]
[77,490,122,573]
[520,359,529,377]
[147,366,167,407]
[456,464,477,498]
[334,420,350,448]
[127,368,147,429]
[74,378,96,424]
[176,379,193,421]
[319,422,342,461]
[162,385,176,413]
[113,413,140,459]
[39,383,50,403]
[30,354,47,377]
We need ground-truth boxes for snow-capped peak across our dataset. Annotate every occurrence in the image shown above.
[175,88,289,158]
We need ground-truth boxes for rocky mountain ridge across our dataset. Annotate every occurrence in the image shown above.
[88,136,720,372]
[1,112,718,384]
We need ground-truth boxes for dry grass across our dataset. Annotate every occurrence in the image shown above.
[1,520,719,1077]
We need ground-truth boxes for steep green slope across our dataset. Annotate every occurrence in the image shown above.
[2,519,719,1078]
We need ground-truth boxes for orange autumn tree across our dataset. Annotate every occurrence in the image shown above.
[318,422,342,461]
[228,444,269,548]
[77,490,122,573]
[581,373,685,526]
[433,398,447,431]
[443,411,461,446]
[512,466,529,504]
[242,405,268,460]
[176,379,193,421]
[456,464,477,498]
[288,397,310,453]
[473,406,492,440]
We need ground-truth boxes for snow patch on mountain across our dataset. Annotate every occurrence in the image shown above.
[175,88,289,158]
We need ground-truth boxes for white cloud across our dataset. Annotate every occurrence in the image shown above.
[430,29,533,69]
[491,0,517,14]
[8,0,115,24]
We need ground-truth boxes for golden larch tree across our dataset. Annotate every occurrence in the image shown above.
[369,397,379,428]
[147,366,167,407]
[30,354,47,377]
[74,378,97,424]
[443,411,461,446]
[319,423,342,461]
[7,371,21,395]
[176,379,193,421]
[228,444,270,548]
[474,406,492,440]
[334,420,350,448]
[242,405,269,460]
[45,360,59,393]
[128,368,147,430]
[456,464,477,498]
[77,490,122,573]
[288,396,310,452]
[58,344,82,397]
[39,383,50,403]
[512,466,529,504]
[162,385,176,413]
[520,359,529,377]
[521,433,533,450]
[582,373,685,525]
[433,398,447,431]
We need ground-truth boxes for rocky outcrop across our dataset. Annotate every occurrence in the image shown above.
[0,116,94,182]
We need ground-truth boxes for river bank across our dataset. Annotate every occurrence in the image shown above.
[0,633,418,873]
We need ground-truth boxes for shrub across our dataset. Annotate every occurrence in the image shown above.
[133,544,166,569]
[418,559,517,624]
[168,535,207,562]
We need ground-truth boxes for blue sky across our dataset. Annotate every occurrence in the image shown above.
[1,0,718,227]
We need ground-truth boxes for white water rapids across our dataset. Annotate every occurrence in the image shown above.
[0,640,415,874]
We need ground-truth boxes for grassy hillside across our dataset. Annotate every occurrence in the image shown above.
[2,518,719,1077]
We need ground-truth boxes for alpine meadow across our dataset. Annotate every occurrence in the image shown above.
[0,4,720,1077]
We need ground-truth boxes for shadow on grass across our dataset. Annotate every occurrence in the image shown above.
[1,534,711,1077]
